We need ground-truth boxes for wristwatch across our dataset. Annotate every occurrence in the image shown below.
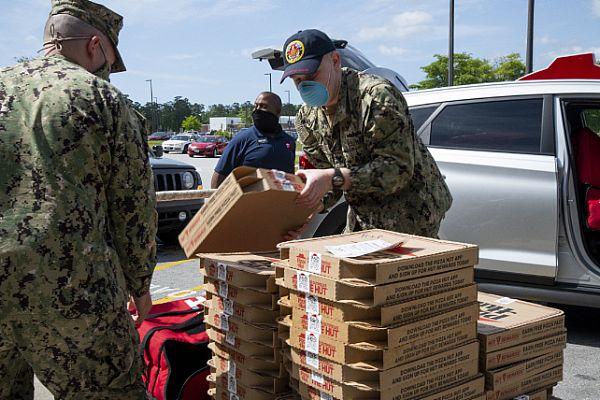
[332,168,345,189]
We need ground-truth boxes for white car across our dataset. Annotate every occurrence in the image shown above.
[162,134,198,154]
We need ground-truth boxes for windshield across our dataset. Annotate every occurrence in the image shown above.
[196,137,217,143]
[171,135,191,141]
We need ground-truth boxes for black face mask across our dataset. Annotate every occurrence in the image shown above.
[252,109,281,135]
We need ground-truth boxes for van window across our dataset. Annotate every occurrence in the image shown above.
[409,105,438,132]
[430,99,543,153]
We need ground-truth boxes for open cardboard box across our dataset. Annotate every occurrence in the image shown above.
[210,356,289,394]
[290,302,479,348]
[199,252,280,293]
[205,295,280,324]
[275,261,474,307]
[478,292,565,353]
[484,366,562,400]
[285,312,477,371]
[286,284,477,327]
[179,167,316,256]
[297,374,485,400]
[204,277,279,310]
[278,229,478,285]
[480,332,566,370]
[485,349,563,390]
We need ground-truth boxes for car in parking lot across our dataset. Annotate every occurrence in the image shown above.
[187,135,228,158]
[148,131,173,141]
[162,133,198,154]
[299,53,600,308]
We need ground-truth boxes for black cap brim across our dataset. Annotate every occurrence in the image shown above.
[280,57,321,83]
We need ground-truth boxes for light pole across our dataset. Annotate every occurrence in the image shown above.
[153,97,160,131]
[526,0,535,74]
[146,79,154,132]
[448,0,454,86]
[264,73,272,92]
[284,90,291,128]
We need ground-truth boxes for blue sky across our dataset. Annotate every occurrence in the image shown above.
[1,0,599,106]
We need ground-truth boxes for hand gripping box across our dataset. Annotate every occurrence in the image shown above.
[477,292,565,353]
[278,229,478,285]
[179,167,316,256]
[485,350,563,390]
[296,374,485,400]
[276,261,474,307]
[290,301,479,348]
[287,284,478,327]
[480,332,566,370]
[199,252,280,293]
[484,366,562,400]
[204,278,278,310]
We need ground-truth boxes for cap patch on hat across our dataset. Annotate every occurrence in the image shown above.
[285,40,305,64]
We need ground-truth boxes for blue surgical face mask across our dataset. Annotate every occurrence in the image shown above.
[297,80,329,107]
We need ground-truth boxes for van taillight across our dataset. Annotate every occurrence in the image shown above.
[298,152,315,169]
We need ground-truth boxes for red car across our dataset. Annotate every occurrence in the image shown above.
[187,135,228,158]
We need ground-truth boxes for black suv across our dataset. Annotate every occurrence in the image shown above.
[149,147,203,244]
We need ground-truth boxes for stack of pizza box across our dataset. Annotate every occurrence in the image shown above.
[275,229,487,400]
[199,252,294,400]
[477,292,566,400]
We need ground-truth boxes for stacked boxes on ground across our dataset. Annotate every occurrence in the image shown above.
[477,292,566,400]
[200,252,293,399]
[275,229,486,400]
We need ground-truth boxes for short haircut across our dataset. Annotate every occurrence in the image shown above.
[43,14,108,47]
[256,91,282,113]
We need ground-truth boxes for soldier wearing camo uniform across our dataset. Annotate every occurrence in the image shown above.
[282,29,452,237]
[0,1,156,399]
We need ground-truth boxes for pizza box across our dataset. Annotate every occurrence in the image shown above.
[278,229,478,285]
[208,342,285,378]
[205,295,280,324]
[481,332,566,370]
[484,366,562,400]
[205,309,278,347]
[207,327,280,359]
[485,349,563,390]
[209,357,289,394]
[204,277,278,310]
[199,252,279,293]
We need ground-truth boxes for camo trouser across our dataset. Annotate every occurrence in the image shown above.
[0,308,146,400]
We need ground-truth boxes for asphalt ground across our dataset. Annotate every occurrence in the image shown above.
[34,154,600,399]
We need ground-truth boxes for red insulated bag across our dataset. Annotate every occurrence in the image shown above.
[137,297,212,400]
[574,128,600,230]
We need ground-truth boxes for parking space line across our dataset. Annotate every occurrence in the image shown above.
[152,284,205,304]
[154,258,197,272]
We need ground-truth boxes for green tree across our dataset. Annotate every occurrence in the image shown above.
[237,101,254,126]
[181,115,201,131]
[411,53,526,90]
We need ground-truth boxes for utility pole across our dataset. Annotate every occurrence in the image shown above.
[284,90,291,128]
[146,79,154,133]
[448,0,455,86]
[264,73,272,92]
[526,0,535,74]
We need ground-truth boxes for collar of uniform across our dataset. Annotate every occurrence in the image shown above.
[252,124,284,139]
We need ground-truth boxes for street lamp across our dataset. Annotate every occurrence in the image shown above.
[146,79,154,132]
[448,0,454,86]
[526,0,535,74]
[284,90,291,127]
[264,73,272,92]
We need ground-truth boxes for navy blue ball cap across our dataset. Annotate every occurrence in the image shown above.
[280,29,336,83]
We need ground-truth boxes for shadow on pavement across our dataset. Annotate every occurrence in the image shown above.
[551,304,600,348]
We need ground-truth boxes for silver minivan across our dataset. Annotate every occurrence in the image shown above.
[301,55,600,308]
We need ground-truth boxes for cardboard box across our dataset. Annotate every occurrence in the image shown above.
[484,366,562,400]
[208,379,277,400]
[485,350,563,390]
[296,371,484,400]
[481,333,566,370]
[291,302,479,348]
[199,252,279,293]
[206,295,280,324]
[478,292,565,353]
[276,263,474,307]
[210,356,288,394]
[279,229,478,285]
[296,341,478,393]
[179,167,315,256]
[205,309,278,347]
[208,342,285,378]
[287,284,478,327]
[205,277,278,310]
[509,387,551,400]
[207,328,280,359]
[287,316,477,372]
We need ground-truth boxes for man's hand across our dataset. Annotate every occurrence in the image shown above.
[283,203,324,241]
[128,292,152,326]
[296,169,335,209]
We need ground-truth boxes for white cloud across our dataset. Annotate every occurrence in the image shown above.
[543,46,600,62]
[357,11,433,41]
[593,0,600,17]
[538,35,556,45]
[377,45,407,56]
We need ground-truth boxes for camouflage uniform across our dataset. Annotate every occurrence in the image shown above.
[0,2,156,399]
[296,68,452,236]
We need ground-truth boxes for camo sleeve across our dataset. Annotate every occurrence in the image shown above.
[295,108,332,169]
[347,84,415,198]
[107,98,157,298]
